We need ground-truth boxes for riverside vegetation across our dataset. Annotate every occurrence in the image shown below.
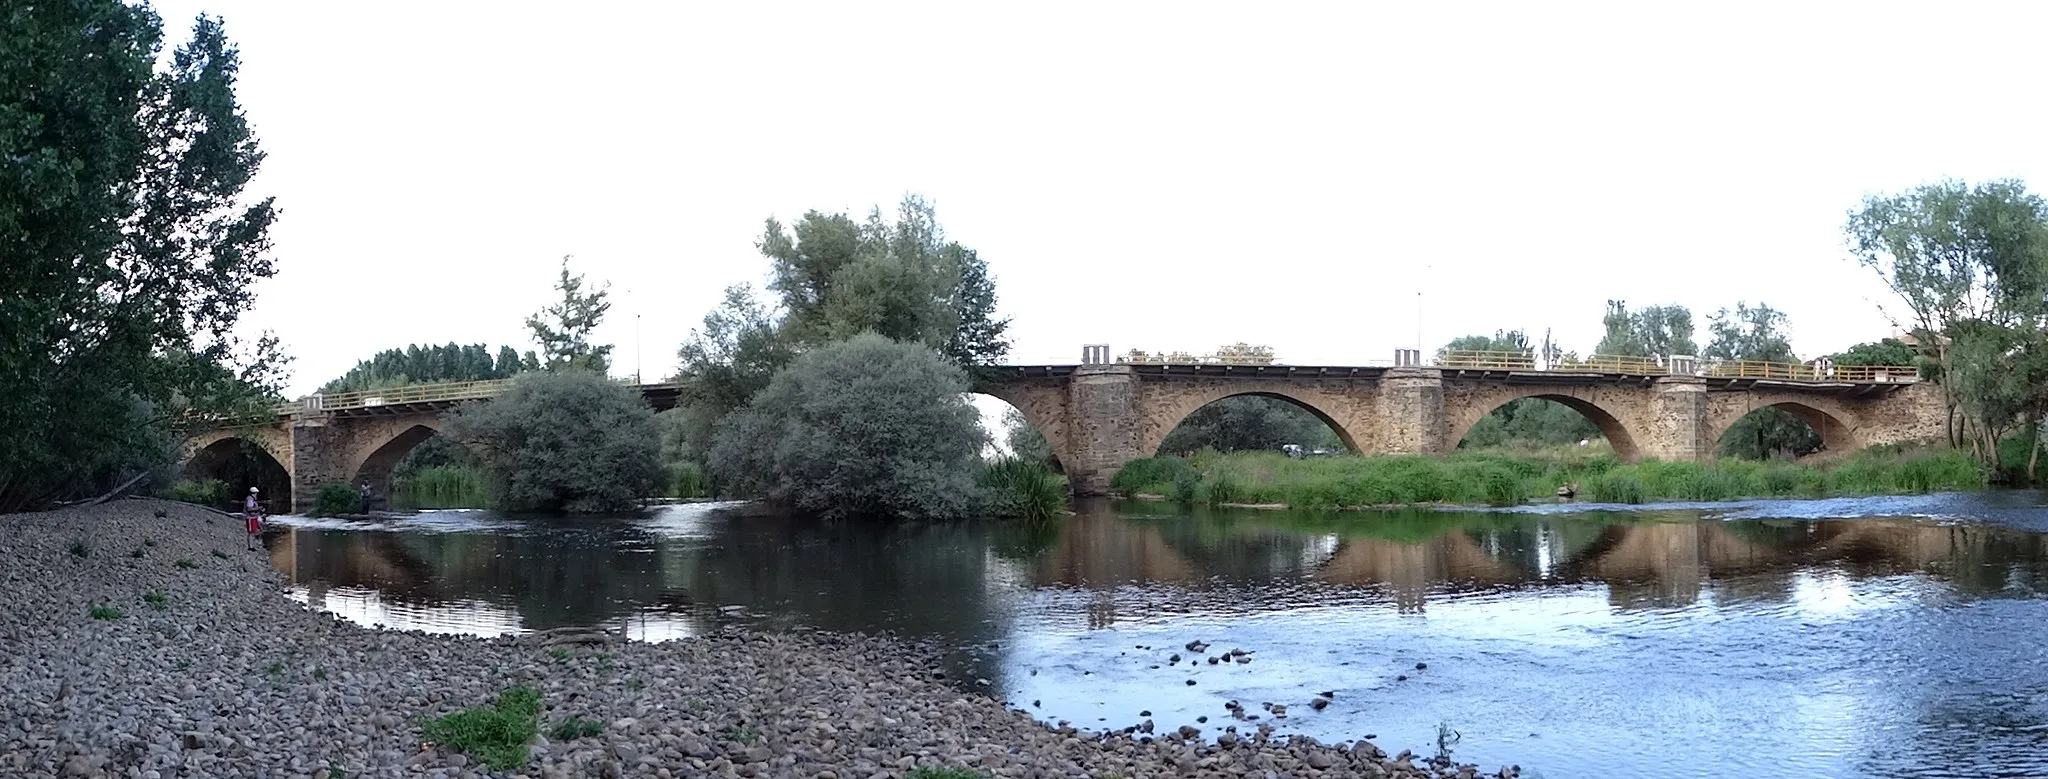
[1112,446,1983,509]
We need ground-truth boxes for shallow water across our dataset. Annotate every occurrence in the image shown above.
[264,494,2048,778]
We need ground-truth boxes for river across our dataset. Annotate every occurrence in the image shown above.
[261,494,2048,779]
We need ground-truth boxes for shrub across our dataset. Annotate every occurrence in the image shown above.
[1584,471,1648,504]
[548,716,604,741]
[90,605,123,620]
[169,479,226,507]
[979,457,1066,521]
[1110,456,1198,494]
[668,461,710,499]
[443,372,663,513]
[142,590,167,609]
[310,482,360,517]
[707,334,986,520]
[396,465,487,508]
[421,685,542,771]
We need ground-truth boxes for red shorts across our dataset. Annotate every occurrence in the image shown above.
[246,514,262,534]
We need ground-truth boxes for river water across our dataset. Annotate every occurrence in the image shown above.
[262,494,2048,779]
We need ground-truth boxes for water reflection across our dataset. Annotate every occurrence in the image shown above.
[267,494,2048,779]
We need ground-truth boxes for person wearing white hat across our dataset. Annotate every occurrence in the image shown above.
[243,487,264,550]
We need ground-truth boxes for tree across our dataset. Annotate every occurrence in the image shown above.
[758,195,1010,366]
[441,372,661,513]
[1704,302,1819,459]
[321,342,531,394]
[1002,408,1055,464]
[1438,330,1530,361]
[707,333,987,520]
[526,257,614,373]
[1440,332,1598,449]
[1596,301,1697,357]
[1829,338,1920,368]
[1159,397,1344,454]
[1848,179,2048,471]
[0,8,285,512]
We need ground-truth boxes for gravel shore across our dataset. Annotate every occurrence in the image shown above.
[0,500,1517,779]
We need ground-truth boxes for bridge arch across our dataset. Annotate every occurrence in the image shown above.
[976,381,1074,473]
[1708,399,1858,458]
[348,421,447,494]
[182,431,292,511]
[1137,383,1363,458]
[1445,390,1643,460]
[974,392,1067,473]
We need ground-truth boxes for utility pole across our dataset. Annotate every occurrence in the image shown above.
[635,313,642,384]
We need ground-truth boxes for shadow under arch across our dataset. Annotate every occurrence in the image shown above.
[1451,392,1640,460]
[1713,401,1848,458]
[185,436,291,511]
[1146,390,1360,457]
[351,423,443,494]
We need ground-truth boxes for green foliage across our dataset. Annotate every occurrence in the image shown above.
[1849,179,2048,470]
[1457,397,1601,450]
[1114,448,1983,509]
[310,483,361,517]
[1597,300,1697,357]
[320,343,532,394]
[548,716,604,741]
[142,590,167,609]
[1157,396,1345,455]
[525,257,614,374]
[442,372,662,513]
[906,767,985,779]
[393,465,487,509]
[668,461,711,498]
[1001,408,1055,464]
[675,284,799,419]
[1704,302,1796,363]
[1829,338,1921,368]
[89,605,124,620]
[421,685,542,771]
[0,7,285,512]
[168,479,226,507]
[174,558,198,569]
[68,539,90,558]
[979,457,1067,521]
[759,195,1011,366]
[708,334,986,520]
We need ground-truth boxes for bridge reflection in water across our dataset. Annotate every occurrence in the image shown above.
[268,498,2048,639]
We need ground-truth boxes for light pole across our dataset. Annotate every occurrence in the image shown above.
[635,313,642,385]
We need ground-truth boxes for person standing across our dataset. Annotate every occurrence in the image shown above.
[243,487,264,550]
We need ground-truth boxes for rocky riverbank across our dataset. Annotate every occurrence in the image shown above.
[0,500,1517,779]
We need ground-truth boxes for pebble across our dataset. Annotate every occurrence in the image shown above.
[0,500,1521,779]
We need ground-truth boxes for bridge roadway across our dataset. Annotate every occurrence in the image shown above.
[187,351,1942,511]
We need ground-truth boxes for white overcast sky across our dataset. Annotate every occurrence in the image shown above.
[150,1,2048,398]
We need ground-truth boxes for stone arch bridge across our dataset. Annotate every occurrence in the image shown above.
[186,359,1941,511]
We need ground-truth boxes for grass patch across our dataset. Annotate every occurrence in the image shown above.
[142,590,167,609]
[548,716,604,741]
[979,457,1068,522]
[128,547,145,559]
[314,668,328,681]
[174,558,198,569]
[264,661,285,677]
[89,605,124,620]
[210,549,229,560]
[546,647,571,662]
[68,539,90,558]
[422,685,542,771]
[906,767,985,779]
[1111,446,1985,510]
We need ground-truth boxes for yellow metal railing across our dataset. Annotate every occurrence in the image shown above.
[1431,349,1918,383]
[312,379,516,412]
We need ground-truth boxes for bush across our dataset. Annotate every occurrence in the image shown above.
[668,461,710,499]
[395,465,487,509]
[979,457,1067,521]
[707,334,986,520]
[169,479,226,507]
[310,483,360,517]
[422,685,542,771]
[443,372,662,513]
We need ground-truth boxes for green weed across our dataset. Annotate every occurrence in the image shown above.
[142,590,167,609]
[422,685,542,771]
[128,547,145,559]
[906,767,985,779]
[210,549,229,560]
[174,558,198,569]
[90,605,124,620]
[68,539,90,558]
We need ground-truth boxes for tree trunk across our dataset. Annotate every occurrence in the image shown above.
[2029,412,2042,486]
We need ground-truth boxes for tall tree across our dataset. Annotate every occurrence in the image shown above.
[758,195,1009,366]
[1848,179,2048,470]
[321,343,532,394]
[1828,338,1919,368]
[1597,301,1698,357]
[526,256,613,373]
[0,7,285,511]
[1442,331,1599,448]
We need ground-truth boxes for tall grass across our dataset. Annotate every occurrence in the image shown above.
[168,479,225,508]
[979,457,1068,522]
[668,461,711,499]
[1112,446,1983,510]
[393,465,488,509]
